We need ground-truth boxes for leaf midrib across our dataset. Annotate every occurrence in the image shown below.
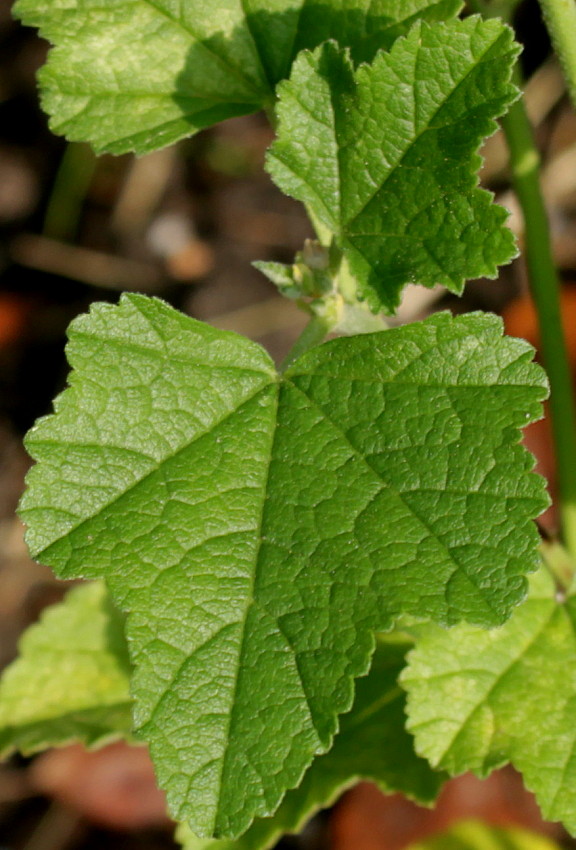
[287,379,502,619]
[342,21,508,228]
[412,601,557,767]
[141,0,270,98]
[212,381,325,834]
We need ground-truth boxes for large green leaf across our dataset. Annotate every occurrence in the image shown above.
[13,0,461,155]
[267,17,519,312]
[176,638,444,850]
[20,294,547,837]
[0,581,131,755]
[401,567,576,835]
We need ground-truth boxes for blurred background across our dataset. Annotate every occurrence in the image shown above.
[0,0,576,847]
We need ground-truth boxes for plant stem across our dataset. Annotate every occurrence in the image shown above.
[43,143,96,242]
[501,91,576,560]
[279,307,339,372]
[538,0,576,109]
[304,203,333,246]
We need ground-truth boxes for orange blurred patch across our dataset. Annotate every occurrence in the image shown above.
[30,741,170,831]
[0,293,31,348]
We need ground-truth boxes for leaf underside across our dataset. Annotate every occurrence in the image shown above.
[20,294,547,837]
[0,581,132,756]
[177,637,445,850]
[268,17,520,312]
[13,0,462,155]
[402,567,576,836]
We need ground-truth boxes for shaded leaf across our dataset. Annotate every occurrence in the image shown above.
[13,0,461,154]
[0,581,131,756]
[402,567,576,835]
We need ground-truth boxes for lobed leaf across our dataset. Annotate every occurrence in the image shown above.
[268,18,520,312]
[20,294,547,837]
[176,638,444,850]
[402,567,576,835]
[13,0,461,155]
[0,581,131,756]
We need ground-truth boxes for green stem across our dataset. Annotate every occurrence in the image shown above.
[43,143,97,242]
[279,308,338,372]
[538,0,576,109]
[501,90,576,560]
[304,203,333,246]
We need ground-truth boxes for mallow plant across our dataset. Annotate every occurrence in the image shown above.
[3,0,576,847]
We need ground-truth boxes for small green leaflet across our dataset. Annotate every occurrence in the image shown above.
[13,0,461,155]
[268,17,519,312]
[0,581,131,756]
[401,567,576,835]
[175,638,444,850]
[20,294,547,838]
[406,820,561,850]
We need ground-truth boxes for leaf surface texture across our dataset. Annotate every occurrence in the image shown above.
[402,568,576,835]
[20,294,547,836]
[176,638,444,850]
[13,0,461,154]
[0,581,131,755]
[268,18,520,311]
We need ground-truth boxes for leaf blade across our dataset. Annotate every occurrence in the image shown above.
[176,638,445,850]
[14,0,462,154]
[401,567,576,835]
[0,581,132,756]
[20,296,548,837]
[267,18,520,311]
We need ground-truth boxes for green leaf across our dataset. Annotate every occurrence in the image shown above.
[267,18,520,313]
[406,820,562,850]
[0,581,132,756]
[13,0,462,155]
[175,638,445,850]
[20,294,547,837]
[401,567,576,835]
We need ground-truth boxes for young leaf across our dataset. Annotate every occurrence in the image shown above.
[175,638,445,850]
[13,0,462,155]
[401,567,576,835]
[406,820,562,850]
[20,294,547,837]
[0,581,131,756]
[268,17,520,312]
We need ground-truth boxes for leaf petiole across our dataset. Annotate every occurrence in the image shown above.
[279,297,341,371]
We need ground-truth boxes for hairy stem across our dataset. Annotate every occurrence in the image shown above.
[502,91,576,560]
[538,0,576,108]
